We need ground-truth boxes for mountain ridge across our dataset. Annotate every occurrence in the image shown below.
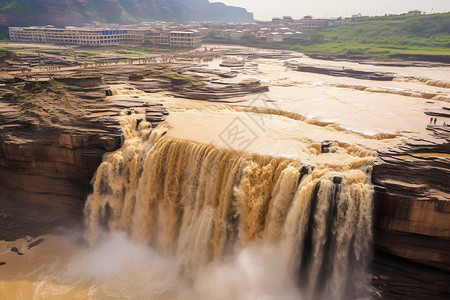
[0,0,253,31]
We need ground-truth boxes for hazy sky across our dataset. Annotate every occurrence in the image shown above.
[211,0,450,20]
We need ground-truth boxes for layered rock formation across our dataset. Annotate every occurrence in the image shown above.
[288,62,395,81]
[168,78,269,101]
[371,252,450,299]
[372,128,450,271]
[0,49,29,72]
[371,126,450,298]
[0,71,168,240]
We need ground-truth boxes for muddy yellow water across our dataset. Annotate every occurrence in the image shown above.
[229,58,450,136]
[166,108,401,154]
[2,47,449,299]
[0,234,183,300]
[83,115,375,299]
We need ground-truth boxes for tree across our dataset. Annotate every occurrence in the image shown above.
[207,30,217,39]
[143,38,154,45]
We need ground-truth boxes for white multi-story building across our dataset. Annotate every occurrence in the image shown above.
[168,31,202,48]
[9,26,145,45]
[9,25,202,48]
[144,30,202,48]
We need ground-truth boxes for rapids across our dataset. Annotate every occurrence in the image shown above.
[83,107,378,299]
[3,47,447,299]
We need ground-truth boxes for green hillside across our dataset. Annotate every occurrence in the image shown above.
[290,13,450,59]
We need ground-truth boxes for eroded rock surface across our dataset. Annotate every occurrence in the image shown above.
[169,78,269,101]
[0,71,167,240]
[288,62,395,81]
[371,125,450,297]
[371,252,450,300]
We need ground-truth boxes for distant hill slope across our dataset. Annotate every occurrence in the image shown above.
[290,13,450,60]
[0,0,253,29]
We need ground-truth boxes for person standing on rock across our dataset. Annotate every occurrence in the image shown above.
[430,117,433,124]
[434,117,437,124]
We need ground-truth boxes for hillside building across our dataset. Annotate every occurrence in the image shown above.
[407,10,424,16]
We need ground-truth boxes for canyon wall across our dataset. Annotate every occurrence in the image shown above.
[0,72,167,240]
[372,134,450,273]
[370,128,450,299]
[0,124,122,240]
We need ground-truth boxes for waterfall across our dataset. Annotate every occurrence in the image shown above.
[85,116,374,299]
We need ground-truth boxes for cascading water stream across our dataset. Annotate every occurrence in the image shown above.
[85,111,375,299]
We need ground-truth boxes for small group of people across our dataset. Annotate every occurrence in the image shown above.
[429,117,448,126]
[42,65,61,71]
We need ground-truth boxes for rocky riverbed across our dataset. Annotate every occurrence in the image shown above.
[0,45,449,299]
